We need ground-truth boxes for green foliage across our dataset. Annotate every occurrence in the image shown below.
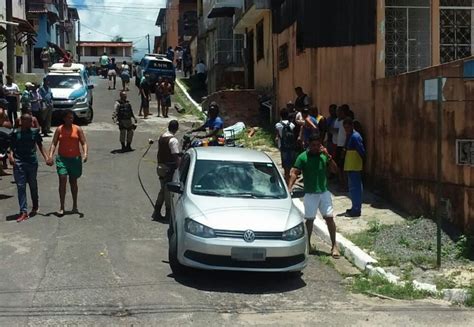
[433,275,456,290]
[455,235,474,260]
[174,84,205,120]
[466,284,474,307]
[236,127,276,150]
[351,274,432,300]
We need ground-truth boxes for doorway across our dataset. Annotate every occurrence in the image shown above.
[247,31,255,89]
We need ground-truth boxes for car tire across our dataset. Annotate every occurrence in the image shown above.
[168,228,188,276]
[85,106,94,124]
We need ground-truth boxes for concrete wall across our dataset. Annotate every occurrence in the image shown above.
[374,60,474,233]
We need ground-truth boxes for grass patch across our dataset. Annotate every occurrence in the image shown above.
[236,127,276,150]
[455,235,474,260]
[466,285,474,307]
[318,254,335,268]
[179,77,207,104]
[348,220,384,250]
[434,275,456,290]
[351,274,432,300]
[174,83,205,121]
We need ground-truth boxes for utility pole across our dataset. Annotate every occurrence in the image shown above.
[77,20,81,63]
[147,34,151,54]
[436,76,443,268]
[6,0,15,77]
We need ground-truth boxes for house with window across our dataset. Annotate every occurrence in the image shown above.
[156,0,198,51]
[78,41,133,64]
[197,0,245,92]
[25,0,78,72]
[271,0,474,233]
[234,0,273,91]
[0,0,37,74]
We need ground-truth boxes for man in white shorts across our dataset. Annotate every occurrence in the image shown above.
[288,133,340,258]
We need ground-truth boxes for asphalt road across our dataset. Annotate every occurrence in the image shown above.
[0,76,472,326]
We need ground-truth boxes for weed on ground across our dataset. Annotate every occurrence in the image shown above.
[174,84,205,121]
[236,127,276,150]
[351,274,432,300]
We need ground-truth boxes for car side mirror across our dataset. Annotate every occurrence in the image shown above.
[88,84,94,89]
[167,182,183,194]
[291,188,305,199]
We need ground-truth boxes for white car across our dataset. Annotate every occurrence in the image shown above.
[167,147,308,275]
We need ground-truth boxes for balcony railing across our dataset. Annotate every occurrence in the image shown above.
[213,38,244,66]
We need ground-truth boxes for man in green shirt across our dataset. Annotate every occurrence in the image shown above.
[288,134,340,258]
[9,114,49,222]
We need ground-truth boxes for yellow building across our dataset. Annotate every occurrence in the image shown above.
[234,0,273,91]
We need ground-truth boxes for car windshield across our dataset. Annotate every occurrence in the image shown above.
[191,160,287,199]
[147,60,174,70]
[47,75,83,89]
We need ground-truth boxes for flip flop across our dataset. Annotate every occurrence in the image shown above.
[331,251,341,259]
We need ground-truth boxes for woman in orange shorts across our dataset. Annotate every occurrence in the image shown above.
[48,110,88,216]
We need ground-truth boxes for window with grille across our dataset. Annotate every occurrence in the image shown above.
[440,1,474,63]
[279,43,288,70]
[385,1,431,77]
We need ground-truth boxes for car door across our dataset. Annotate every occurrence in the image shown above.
[170,154,191,223]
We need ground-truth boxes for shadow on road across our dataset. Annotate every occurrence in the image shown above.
[0,194,13,200]
[170,269,306,294]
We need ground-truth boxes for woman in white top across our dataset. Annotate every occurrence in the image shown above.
[3,75,20,126]
[120,61,131,91]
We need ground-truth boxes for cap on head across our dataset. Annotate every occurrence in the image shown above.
[25,82,34,88]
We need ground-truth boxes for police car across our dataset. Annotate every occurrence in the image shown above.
[47,63,94,124]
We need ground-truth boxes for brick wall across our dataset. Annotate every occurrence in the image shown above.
[202,90,261,127]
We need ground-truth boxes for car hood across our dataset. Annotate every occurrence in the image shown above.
[51,87,86,100]
[186,196,302,232]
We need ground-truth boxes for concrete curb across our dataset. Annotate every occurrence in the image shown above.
[175,78,203,112]
[292,198,472,305]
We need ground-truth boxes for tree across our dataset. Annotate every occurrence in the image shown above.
[111,35,123,42]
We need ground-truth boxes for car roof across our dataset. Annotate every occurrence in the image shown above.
[50,63,85,71]
[193,147,273,163]
[143,55,173,64]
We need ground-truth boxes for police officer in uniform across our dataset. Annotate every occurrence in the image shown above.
[113,91,137,152]
[152,120,180,221]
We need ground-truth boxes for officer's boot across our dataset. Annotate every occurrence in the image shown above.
[121,142,126,152]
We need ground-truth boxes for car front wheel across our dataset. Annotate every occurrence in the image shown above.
[168,227,189,276]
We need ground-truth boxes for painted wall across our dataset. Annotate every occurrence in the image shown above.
[374,60,474,233]
[248,11,273,91]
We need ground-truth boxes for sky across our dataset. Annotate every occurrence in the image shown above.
[70,0,166,60]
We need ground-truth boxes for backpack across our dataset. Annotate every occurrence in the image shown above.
[280,122,295,150]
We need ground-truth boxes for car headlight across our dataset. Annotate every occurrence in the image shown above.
[282,223,305,241]
[184,218,215,238]
[76,95,88,104]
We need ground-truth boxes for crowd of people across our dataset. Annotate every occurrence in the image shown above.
[275,87,366,257]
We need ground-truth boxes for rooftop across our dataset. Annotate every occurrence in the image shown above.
[79,41,133,47]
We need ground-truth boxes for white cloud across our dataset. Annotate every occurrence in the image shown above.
[71,0,166,60]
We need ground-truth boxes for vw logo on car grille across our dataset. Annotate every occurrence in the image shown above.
[243,230,255,243]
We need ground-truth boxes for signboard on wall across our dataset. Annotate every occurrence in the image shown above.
[424,78,447,101]
[456,139,474,166]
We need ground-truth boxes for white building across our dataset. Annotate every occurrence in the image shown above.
[78,41,133,64]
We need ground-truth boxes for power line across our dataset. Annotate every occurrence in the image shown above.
[80,23,147,40]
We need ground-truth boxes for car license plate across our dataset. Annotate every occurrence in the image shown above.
[231,248,266,261]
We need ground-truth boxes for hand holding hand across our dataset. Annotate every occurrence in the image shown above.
[46,157,54,166]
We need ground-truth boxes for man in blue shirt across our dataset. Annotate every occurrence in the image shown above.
[343,118,366,217]
[192,102,224,145]
[39,78,53,137]
[298,107,318,148]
